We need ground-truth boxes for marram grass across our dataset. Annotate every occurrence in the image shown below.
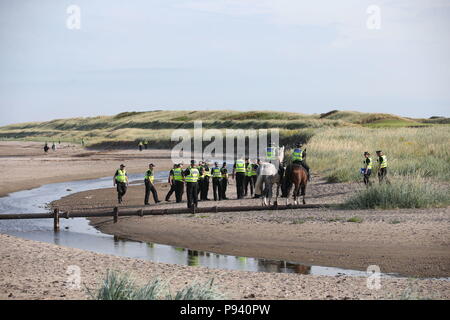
[89,270,224,300]
[342,176,450,209]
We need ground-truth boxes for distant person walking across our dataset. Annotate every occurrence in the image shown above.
[43,142,49,153]
[144,140,148,150]
[138,141,143,151]
[376,150,390,184]
[81,138,85,147]
[51,142,56,151]
[114,164,128,204]
[184,160,199,209]
[362,152,373,186]
[144,163,160,205]
[233,158,246,199]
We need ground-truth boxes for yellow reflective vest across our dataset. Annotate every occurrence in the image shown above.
[115,169,127,183]
[212,167,222,178]
[185,167,199,183]
[292,148,303,161]
[235,159,246,173]
[173,168,183,181]
[144,169,155,183]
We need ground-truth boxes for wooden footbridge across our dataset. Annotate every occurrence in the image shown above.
[0,203,332,231]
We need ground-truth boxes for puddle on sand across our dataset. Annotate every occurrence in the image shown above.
[0,173,426,278]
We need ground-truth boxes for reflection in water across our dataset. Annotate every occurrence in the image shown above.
[0,174,407,278]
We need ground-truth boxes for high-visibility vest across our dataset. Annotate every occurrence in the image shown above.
[292,148,303,161]
[266,147,275,160]
[245,163,253,176]
[185,167,199,183]
[144,169,154,183]
[365,158,373,170]
[379,155,387,168]
[115,169,127,183]
[250,164,257,176]
[212,167,222,178]
[173,168,183,181]
[235,159,246,173]
[221,168,228,179]
[203,167,211,177]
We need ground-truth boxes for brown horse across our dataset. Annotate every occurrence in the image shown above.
[286,163,308,205]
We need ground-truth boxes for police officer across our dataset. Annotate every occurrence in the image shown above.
[144,163,160,205]
[197,161,204,199]
[233,157,246,199]
[211,162,223,201]
[173,163,185,203]
[221,162,229,200]
[291,143,310,181]
[165,164,178,202]
[363,152,373,186]
[376,150,390,184]
[201,161,211,200]
[113,164,128,204]
[138,141,143,151]
[184,160,200,208]
[244,158,255,197]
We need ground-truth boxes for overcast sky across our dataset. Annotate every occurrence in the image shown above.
[0,0,449,125]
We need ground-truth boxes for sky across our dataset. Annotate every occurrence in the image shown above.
[0,0,449,125]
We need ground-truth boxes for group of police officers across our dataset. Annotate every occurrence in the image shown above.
[113,143,389,207]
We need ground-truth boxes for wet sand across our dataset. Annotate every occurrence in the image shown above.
[54,178,450,279]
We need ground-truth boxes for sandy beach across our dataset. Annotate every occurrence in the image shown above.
[1,141,449,299]
[0,141,175,197]
[1,233,449,300]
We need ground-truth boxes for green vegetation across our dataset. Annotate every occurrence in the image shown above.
[90,270,224,300]
[342,177,450,209]
[346,216,363,223]
[307,126,450,183]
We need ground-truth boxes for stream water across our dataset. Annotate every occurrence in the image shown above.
[0,171,401,278]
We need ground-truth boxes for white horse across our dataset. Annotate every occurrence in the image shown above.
[255,146,285,206]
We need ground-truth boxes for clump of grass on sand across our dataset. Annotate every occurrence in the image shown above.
[342,177,450,209]
[89,270,224,300]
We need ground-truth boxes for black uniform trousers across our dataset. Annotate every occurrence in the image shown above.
[235,172,245,199]
[221,178,228,199]
[212,177,223,201]
[116,182,127,203]
[144,180,159,204]
[186,182,198,208]
[244,175,254,196]
[200,176,210,200]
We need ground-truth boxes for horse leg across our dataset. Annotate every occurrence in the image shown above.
[293,183,300,205]
[274,182,280,207]
[301,184,306,204]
